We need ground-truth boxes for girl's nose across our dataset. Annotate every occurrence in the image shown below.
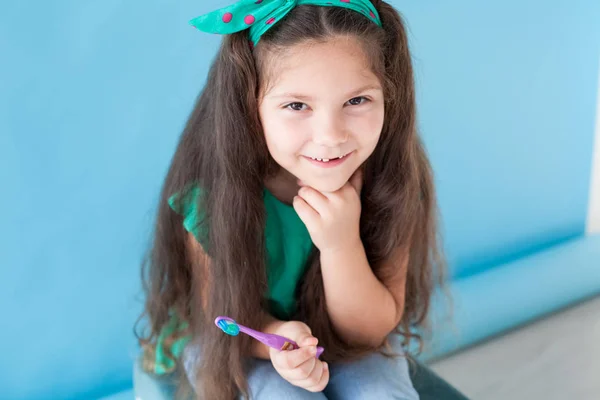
[312,113,349,147]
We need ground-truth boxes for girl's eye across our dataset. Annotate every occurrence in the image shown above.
[347,96,369,106]
[284,97,369,111]
[285,102,308,111]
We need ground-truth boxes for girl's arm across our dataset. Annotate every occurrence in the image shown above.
[292,171,409,348]
[186,232,284,359]
[320,242,409,348]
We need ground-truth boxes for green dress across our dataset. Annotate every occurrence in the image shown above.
[152,184,314,374]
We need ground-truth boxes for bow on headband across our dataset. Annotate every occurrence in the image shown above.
[189,0,383,45]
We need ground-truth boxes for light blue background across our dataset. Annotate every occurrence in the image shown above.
[1,0,599,398]
[401,1,600,278]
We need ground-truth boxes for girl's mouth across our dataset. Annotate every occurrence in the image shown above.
[303,151,353,168]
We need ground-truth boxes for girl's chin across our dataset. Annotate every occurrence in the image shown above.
[299,178,347,193]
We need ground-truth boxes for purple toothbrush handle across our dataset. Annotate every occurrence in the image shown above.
[240,326,325,358]
[216,316,324,358]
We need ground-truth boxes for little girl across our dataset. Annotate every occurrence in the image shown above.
[138,0,444,398]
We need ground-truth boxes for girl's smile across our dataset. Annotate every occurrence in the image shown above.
[302,150,354,168]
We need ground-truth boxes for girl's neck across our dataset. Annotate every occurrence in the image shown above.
[264,169,300,206]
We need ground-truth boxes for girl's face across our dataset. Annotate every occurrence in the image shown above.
[258,37,385,193]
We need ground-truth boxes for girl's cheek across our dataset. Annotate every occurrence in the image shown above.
[281,125,309,147]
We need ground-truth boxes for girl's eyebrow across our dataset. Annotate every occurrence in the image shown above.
[269,84,382,101]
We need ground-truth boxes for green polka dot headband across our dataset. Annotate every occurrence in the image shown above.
[189,0,383,46]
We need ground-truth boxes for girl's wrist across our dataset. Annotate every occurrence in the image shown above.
[320,237,364,258]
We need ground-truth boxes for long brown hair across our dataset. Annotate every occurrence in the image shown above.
[137,1,445,398]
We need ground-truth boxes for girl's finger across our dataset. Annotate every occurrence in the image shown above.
[295,333,318,347]
[293,196,319,227]
[295,360,327,392]
[305,362,329,392]
[284,353,317,381]
[297,186,328,214]
[274,345,316,370]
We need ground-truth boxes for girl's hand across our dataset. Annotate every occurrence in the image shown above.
[293,169,363,252]
[269,321,329,392]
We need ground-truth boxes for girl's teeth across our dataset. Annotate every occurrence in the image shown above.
[309,155,349,162]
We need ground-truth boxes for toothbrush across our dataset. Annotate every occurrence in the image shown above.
[215,316,324,358]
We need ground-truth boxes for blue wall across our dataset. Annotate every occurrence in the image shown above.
[1,0,599,398]
[400,0,600,278]
[0,2,215,399]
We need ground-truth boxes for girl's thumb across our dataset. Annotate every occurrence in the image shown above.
[298,334,318,347]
